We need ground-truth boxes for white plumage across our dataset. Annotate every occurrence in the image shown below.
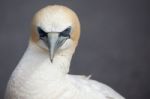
[5,5,125,99]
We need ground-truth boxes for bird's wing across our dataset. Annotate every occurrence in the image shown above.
[68,75,125,99]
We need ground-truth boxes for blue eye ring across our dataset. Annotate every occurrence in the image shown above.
[59,26,71,38]
[37,27,47,38]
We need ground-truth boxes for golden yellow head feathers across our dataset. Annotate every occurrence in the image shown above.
[30,5,80,62]
[31,5,80,46]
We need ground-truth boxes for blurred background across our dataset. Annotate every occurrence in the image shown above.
[0,0,150,99]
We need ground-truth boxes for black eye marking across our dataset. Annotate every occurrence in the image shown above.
[37,27,47,38]
[59,26,71,38]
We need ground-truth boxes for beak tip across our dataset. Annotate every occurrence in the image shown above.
[50,58,53,63]
[50,56,53,63]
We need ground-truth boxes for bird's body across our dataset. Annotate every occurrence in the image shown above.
[5,5,125,99]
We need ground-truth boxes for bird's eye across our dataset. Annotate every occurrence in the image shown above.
[59,27,71,38]
[37,27,47,38]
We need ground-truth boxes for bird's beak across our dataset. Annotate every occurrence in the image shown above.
[47,32,69,63]
[47,33,59,62]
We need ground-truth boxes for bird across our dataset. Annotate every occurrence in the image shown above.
[5,5,125,99]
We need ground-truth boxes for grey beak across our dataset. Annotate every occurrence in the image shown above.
[47,33,59,62]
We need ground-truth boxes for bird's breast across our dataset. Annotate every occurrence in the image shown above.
[6,66,68,99]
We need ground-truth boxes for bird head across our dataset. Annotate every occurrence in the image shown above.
[31,5,80,62]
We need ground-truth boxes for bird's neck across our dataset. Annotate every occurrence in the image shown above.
[14,41,74,80]
[7,41,75,98]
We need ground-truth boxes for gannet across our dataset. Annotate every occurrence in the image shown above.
[5,5,125,99]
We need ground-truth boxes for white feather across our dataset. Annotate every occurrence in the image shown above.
[5,42,125,99]
[5,5,125,99]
